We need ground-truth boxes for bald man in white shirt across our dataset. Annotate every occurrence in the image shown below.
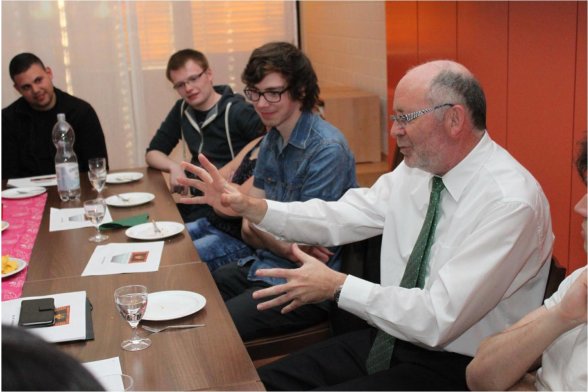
[182,60,553,390]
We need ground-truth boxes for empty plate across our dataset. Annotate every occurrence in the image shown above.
[125,221,184,240]
[105,192,155,207]
[143,291,206,321]
[1,187,47,199]
[106,172,144,184]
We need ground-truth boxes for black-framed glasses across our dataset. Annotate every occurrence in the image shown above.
[390,103,454,127]
[244,86,289,103]
[172,69,207,91]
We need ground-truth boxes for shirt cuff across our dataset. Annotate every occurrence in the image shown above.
[338,274,377,319]
[256,199,288,237]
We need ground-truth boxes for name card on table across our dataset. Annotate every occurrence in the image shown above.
[82,242,164,276]
[49,207,113,232]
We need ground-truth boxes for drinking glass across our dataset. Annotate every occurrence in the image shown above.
[97,373,134,391]
[83,198,109,242]
[88,157,107,194]
[114,285,151,351]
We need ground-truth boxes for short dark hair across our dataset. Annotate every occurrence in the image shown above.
[428,70,487,131]
[9,52,45,81]
[2,326,104,390]
[241,42,322,112]
[577,138,587,185]
[166,49,209,81]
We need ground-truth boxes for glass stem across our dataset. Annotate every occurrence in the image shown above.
[130,325,140,343]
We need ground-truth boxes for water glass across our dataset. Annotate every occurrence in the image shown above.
[114,285,151,351]
[88,157,107,194]
[97,373,134,391]
[83,198,109,242]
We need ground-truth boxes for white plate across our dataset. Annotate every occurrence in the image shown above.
[143,290,206,321]
[125,221,184,240]
[1,186,46,199]
[105,192,155,207]
[2,257,27,279]
[106,172,144,184]
[1,221,9,232]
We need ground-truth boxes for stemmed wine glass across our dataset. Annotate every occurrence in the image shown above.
[88,157,107,195]
[83,198,109,242]
[114,285,151,351]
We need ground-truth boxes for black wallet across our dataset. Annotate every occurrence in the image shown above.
[18,298,56,328]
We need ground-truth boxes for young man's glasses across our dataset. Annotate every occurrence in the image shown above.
[244,87,289,103]
[390,103,454,127]
[172,69,207,91]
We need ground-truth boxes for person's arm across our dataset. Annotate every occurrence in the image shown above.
[466,269,587,391]
[146,102,186,192]
[145,150,187,192]
[1,109,19,179]
[68,101,109,172]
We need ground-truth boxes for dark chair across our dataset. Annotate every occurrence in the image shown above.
[543,256,566,300]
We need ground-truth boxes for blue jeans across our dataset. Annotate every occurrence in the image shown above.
[186,218,253,272]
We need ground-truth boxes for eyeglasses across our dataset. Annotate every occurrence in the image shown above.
[390,103,454,127]
[172,69,207,91]
[244,87,289,103]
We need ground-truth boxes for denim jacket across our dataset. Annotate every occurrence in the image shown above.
[238,111,357,285]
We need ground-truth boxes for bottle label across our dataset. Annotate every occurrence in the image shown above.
[55,162,80,191]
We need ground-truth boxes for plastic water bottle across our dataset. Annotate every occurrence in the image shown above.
[52,113,81,201]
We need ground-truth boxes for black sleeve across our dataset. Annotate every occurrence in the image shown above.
[230,100,264,140]
[72,102,109,172]
[1,109,19,179]
[146,100,183,155]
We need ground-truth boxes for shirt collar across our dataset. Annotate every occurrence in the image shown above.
[274,111,314,150]
[441,131,491,202]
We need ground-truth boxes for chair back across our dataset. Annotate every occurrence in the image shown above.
[543,256,566,301]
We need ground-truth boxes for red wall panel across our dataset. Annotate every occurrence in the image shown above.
[569,1,587,272]
[507,2,578,267]
[386,1,418,167]
[456,2,508,147]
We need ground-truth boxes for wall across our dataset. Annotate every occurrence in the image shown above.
[299,1,388,157]
[386,1,587,273]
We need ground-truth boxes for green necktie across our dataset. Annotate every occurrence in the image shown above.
[365,176,445,374]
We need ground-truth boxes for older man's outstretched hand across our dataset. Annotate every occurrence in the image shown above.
[178,153,266,223]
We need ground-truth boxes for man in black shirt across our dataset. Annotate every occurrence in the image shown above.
[146,49,263,222]
[2,52,108,180]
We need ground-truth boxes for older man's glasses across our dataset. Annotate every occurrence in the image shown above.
[172,69,207,91]
[390,103,454,127]
[244,87,289,103]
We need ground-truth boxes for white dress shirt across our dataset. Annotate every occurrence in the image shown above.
[535,266,587,391]
[258,132,554,356]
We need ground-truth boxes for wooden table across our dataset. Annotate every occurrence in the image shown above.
[22,263,262,391]
[14,168,263,390]
[26,167,200,281]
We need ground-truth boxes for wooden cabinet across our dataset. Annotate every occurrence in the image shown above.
[320,86,382,163]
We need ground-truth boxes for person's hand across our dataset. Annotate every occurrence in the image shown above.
[290,245,333,264]
[178,154,243,209]
[252,244,346,314]
[555,269,587,328]
[169,164,188,195]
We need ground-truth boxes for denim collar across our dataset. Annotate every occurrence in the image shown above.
[269,111,314,151]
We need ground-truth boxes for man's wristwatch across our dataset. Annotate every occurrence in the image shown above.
[333,285,344,306]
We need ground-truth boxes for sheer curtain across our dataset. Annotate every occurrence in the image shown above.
[2,1,298,170]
